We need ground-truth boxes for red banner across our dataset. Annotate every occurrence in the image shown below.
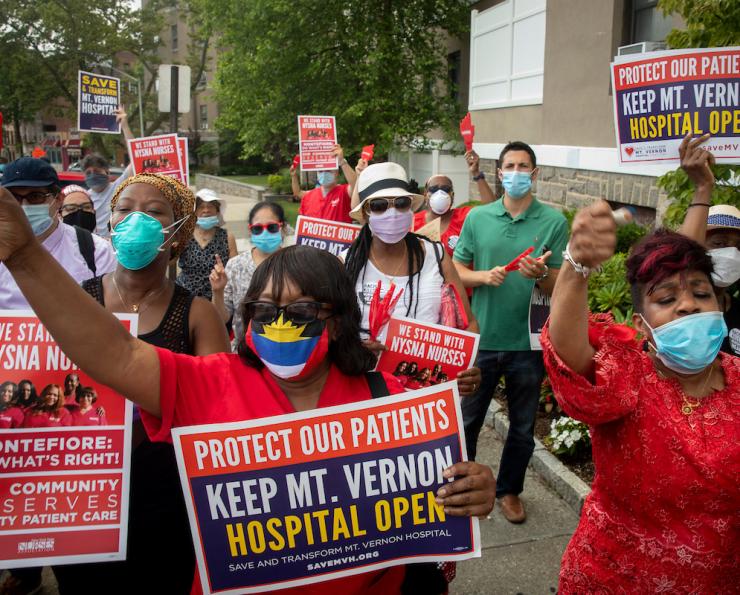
[127,134,185,182]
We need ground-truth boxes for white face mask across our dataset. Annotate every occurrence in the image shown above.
[709,247,740,287]
[428,189,452,215]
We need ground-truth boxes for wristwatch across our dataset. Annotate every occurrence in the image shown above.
[535,265,549,282]
[472,172,485,181]
[562,244,601,278]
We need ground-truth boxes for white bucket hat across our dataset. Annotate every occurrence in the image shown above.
[707,204,740,233]
[196,188,225,225]
[349,162,424,222]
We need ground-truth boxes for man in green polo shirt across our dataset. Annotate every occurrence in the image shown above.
[454,141,569,523]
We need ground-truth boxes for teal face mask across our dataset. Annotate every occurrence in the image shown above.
[197,215,220,230]
[22,204,54,236]
[643,311,728,374]
[111,212,188,270]
[251,230,282,254]
[502,171,533,199]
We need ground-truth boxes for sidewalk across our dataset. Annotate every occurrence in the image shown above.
[452,423,578,594]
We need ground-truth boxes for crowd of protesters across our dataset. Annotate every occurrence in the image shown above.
[0,126,737,595]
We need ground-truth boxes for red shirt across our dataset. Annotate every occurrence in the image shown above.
[71,408,107,426]
[22,408,72,428]
[299,184,352,223]
[0,406,24,429]
[413,207,472,256]
[541,316,740,593]
[142,347,406,595]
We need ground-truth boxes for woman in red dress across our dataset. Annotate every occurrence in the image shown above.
[0,381,24,428]
[70,387,107,426]
[22,384,72,428]
[544,201,739,593]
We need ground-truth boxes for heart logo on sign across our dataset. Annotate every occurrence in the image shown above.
[625,147,635,156]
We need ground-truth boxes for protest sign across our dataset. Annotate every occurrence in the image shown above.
[528,286,550,350]
[297,115,338,171]
[127,134,185,182]
[376,317,479,390]
[173,382,479,594]
[178,137,190,184]
[78,71,121,134]
[611,47,740,164]
[0,311,135,568]
[295,216,360,256]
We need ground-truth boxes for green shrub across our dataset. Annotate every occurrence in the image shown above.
[616,222,648,254]
[588,253,633,323]
[267,172,292,194]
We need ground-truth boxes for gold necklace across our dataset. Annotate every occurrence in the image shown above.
[111,274,168,314]
[680,363,715,416]
[370,243,408,284]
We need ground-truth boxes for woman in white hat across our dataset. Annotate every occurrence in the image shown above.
[678,134,740,355]
[177,188,238,299]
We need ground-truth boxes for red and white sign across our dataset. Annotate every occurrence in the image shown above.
[0,312,135,568]
[295,215,360,256]
[376,317,480,391]
[297,115,338,171]
[127,134,185,182]
[178,137,189,184]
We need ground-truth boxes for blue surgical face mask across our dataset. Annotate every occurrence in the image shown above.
[251,230,282,254]
[317,171,334,187]
[23,204,54,236]
[111,211,188,270]
[197,215,220,230]
[85,173,109,191]
[502,171,533,199]
[642,311,728,375]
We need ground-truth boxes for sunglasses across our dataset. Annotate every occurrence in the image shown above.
[60,203,95,215]
[427,185,452,194]
[365,196,413,214]
[249,222,282,235]
[10,190,54,205]
[245,300,333,325]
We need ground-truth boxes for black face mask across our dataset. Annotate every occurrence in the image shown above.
[63,210,97,233]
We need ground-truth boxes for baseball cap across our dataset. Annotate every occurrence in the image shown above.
[0,157,60,188]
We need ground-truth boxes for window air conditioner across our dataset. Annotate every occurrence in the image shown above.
[617,41,667,56]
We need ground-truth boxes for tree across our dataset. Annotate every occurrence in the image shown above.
[656,0,739,226]
[205,0,470,163]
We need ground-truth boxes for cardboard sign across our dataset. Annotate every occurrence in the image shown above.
[0,312,136,568]
[78,71,121,135]
[127,134,185,182]
[528,286,550,350]
[295,216,360,256]
[173,382,479,594]
[611,46,740,164]
[178,137,190,184]
[297,115,338,171]
[376,317,479,390]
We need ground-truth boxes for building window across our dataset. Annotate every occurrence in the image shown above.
[632,0,673,43]
[171,24,178,52]
[196,72,207,90]
[199,105,208,130]
[469,0,547,110]
[448,50,462,104]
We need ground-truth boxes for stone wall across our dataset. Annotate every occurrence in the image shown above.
[469,158,670,224]
[195,173,266,202]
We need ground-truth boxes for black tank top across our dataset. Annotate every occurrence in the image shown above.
[82,276,194,353]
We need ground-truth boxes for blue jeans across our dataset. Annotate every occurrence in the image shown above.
[462,350,545,497]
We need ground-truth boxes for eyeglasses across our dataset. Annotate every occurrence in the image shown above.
[366,196,413,214]
[245,300,333,325]
[59,203,95,215]
[427,185,452,194]
[249,222,282,235]
[10,190,54,205]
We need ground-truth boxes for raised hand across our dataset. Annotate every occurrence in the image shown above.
[0,187,36,263]
[114,105,128,125]
[465,150,481,175]
[679,133,714,190]
[209,254,228,293]
[331,144,344,163]
[569,200,617,269]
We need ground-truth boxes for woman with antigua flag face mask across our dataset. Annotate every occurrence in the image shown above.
[545,200,739,594]
[676,133,740,356]
[210,201,288,350]
[49,173,230,595]
[0,187,495,595]
[177,188,238,299]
